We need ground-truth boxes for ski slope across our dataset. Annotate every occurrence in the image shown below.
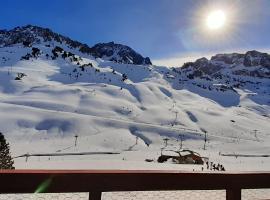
[0,40,269,171]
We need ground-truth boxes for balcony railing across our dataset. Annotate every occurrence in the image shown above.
[0,170,270,200]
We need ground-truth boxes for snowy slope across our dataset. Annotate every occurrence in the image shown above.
[0,25,269,171]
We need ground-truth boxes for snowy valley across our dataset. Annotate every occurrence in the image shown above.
[0,25,269,171]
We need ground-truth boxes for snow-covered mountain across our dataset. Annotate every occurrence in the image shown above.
[0,25,151,65]
[180,50,270,79]
[169,51,270,108]
[0,25,269,170]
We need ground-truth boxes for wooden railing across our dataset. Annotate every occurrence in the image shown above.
[0,170,270,200]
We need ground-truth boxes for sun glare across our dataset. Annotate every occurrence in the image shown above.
[206,10,226,30]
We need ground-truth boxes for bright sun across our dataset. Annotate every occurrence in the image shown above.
[206,10,226,30]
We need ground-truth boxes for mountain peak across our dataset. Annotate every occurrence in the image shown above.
[90,41,152,65]
[0,24,84,49]
[0,25,152,65]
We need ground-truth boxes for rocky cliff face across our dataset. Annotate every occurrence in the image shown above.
[180,50,270,79]
[90,42,152,65]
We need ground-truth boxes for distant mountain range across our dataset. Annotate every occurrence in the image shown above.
[180,50,270,78]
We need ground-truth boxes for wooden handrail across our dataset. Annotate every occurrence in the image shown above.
[0,170,270,200]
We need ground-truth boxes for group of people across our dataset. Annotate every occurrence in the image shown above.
[204,161,225,171]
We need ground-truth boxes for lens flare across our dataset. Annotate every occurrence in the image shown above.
[35,178,52,193]
[207,10,226,30]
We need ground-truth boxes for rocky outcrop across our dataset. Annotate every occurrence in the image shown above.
[90,42,152,65]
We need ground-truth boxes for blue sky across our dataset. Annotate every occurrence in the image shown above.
[0,0,270,66]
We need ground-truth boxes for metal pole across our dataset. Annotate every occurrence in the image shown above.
[226,188,241,200]
[75,137,77,147]
[89,191,102,200]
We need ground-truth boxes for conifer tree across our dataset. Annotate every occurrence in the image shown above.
[0,132,15,169]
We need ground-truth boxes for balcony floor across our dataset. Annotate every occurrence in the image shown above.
[0,189,270,200]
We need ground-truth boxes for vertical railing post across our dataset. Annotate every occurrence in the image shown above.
[226,188,241,200]
[89,191,102,200]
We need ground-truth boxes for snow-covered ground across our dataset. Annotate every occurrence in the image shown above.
[0,42,269,172]
[1,189,270,200]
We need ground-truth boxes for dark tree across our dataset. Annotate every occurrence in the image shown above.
[20,53,31,60]
[122,73,128,81]
[53,46,63,52]
[79,66,85,71]
[31,47,40,58]
[187,74,194,79]
[22,41,31,47]
[0,132,15,169]
[62,51,68,59]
